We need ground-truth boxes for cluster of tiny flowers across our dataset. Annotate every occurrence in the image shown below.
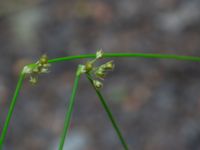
[81,49,115,89]
[23,54,50,84]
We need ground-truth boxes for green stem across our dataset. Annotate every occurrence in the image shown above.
[48,53,200,63]
[58,66,82,150]
[0,71,25,150]
[86,74,129,150]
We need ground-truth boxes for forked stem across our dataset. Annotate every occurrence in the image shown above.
[86,73,129,150]
[0,71,25,150]
[58,66,82,150]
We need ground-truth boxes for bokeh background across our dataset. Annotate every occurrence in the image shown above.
[1,0,200,150]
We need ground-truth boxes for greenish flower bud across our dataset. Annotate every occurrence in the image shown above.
[30,76,38,84]
[32,67,39,73]
[41,68,49,73]
[23,65,34,74]
[38,63,43,67]
[104,61,115,70]
[77,65,86,75]
[43,64,50,68]
[39,54,48,65]
[96,49,103,59]
[93,80,103,89]
[85,61,93,72]
[95,67,106,79]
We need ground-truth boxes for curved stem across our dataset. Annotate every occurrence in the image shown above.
[86,73,129,150]
[48,53,200,63]
[0,71,25,150]
[58,66,81,150]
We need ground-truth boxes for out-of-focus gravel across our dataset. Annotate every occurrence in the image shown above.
[1,0,200,150]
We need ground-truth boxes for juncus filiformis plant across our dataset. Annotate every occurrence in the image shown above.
[3,50,200,150]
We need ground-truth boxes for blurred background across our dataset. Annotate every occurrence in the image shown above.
[0,0,200,149]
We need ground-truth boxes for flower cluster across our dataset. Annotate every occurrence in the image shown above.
[80,49,115,89]
[23,54,50,84]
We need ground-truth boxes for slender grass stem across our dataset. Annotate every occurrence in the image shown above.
[58,66,82,150]
[0,71,25,150]
[86,73,129,150]
[48,53,200,63]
